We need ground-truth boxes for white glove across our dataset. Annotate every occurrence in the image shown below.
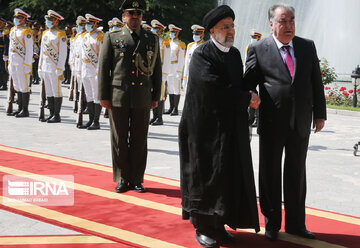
[38,68,44,79]
[55,68,63,76]
[24,65,32,74]
[3,56,8,62]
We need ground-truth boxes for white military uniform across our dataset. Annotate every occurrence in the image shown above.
[167,24,186,95]
[80,16,103,104]
[38,23,67,97]
[183,24,205,92]
[8,13,33,93]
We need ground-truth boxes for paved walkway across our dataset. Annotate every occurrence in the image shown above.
[0,83,359,237]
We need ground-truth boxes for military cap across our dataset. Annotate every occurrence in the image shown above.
[202,5,235,31]
[142,23,151,30]
[112,17,124,26]
[191,24,205,32]
[76,16,86,25]
[108,20,113,27]
[47,10,64,20]
[120,0,146,11]
[168,24,182,32]
[151,19,165,30]
[250,29,262,38]
[14,8,31,19]
[85,13,102,23]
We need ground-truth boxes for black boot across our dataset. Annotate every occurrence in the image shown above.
[88,103,101,130]
[152,101,164,126]
[8,92,22,116]
[149,105,158,124]
[164,94,174,114]
[41,97,54,122]
[16,92,30,118]
[78,102,94,129]
[48,97,62,123]
[170,94,180,116]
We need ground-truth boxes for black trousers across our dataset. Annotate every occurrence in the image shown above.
[259,126,310,231]
[109,107,150,184]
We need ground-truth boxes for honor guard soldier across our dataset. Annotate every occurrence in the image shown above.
[72,16,86,114]
[38,10,67,123]
[183,24,205,92]
[78,13,103,130]
[31,21,41,85]
[7,8,33,117]
[0,18,8,90]
[107,20,113,32]
[245,29,262,127]
[111,18,124,31]
[68,26,76,101]
[2,21,12,91]
[149,19,170,126]
[98,0,162,193]
[164,24,186,116]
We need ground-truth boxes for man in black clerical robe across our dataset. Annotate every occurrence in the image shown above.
[179,5,260,248]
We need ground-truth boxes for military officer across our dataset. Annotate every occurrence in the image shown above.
[1,21,12,91]
[7,8,33,118]
[0,18,8,91]
[98,0,162,193]
[78,13,103,130]
[164,24,185,116]
[183,24,205,92]
[149,19,170,126]
[38,10,67,123]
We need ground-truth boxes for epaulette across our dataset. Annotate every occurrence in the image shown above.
[10,27,15,33]
[21,27,32,36]
[56,30,66,38]
[187,42,195,50]
[81,32,87,38]
[162,39,170,47]
[96,31,104,42]
[179,41,186,50]
[75,33,81,39]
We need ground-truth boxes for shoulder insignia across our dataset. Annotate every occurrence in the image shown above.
[187,42,195,50]
[162,39,170,46]
[22,28,32,36]
[56,30,66,38]
[179,41,186,50]
[10,27,15,33]
[96,32,104,42]
[75,33,80,39]
[81,33,87,38]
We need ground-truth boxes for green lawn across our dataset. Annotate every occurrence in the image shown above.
[326,104,360,112]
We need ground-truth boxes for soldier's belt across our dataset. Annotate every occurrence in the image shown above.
[171,61,178,64]
[82,59,91,63]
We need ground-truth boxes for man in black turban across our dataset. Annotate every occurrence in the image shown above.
[179,4,260,248]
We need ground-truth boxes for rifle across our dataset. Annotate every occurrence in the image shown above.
[6,78,15,114]
[76,84,86,128]
[69,74,75,101]
[38,79,46,121]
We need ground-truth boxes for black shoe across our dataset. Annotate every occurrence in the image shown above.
[47,115,61,123]
[195,230,219,248]
[115,182,129,193]
[7,111,19,116]
[151,118,163,126]
[265,230,278,241]
[15,110,29,118]
[132,184,146,193]
[170,109,178,116]
[286,228,315,239]
[87,121,100,130]
[149,117,156,125]
[216,227,235,244]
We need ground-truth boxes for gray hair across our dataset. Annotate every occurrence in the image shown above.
[268,4,295,21]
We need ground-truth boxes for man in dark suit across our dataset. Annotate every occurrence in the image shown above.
[244,4,326,241]
[98,0,162,193]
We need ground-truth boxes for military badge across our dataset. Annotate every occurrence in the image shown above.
[62,37,66,42]
[132,1,139,8]
[27,34,31,39]
[147,51,154,57]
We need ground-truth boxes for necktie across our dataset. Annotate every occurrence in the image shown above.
[282,45,294,77]
[131,32,139,44]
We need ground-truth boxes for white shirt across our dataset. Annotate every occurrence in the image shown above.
[272,34,295,64]
[211,35,230,53]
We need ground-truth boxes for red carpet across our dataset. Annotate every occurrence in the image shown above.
[0,145,359,247]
